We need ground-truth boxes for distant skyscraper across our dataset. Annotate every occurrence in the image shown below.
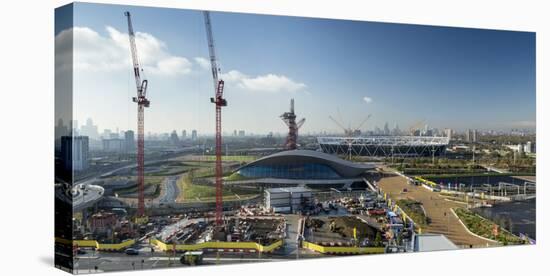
[80,118,99,139]
[465,129,471,142]
[445,128,453,141]
[233,130,237,136]
[55,119,70,142]
[238,130,245,137]
[392,123,400,136]
[191,129,198,140]
[170,130,180,145]
[61,136,89,171]
[72,120,79,135]
[181,130,187,139]
[383,122,390,135]
[421,124,432,136]
[102,129,112,139]
[124,130,135,152]
[472,129,477,143]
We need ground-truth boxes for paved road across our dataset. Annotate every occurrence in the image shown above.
[71,159,181,210]
[157,176,180,203]
[70,184,105,211]
[378,173,498,247]
[74,247,292,273]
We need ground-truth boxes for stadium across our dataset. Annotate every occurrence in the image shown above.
[227,150,374,189]
[317,136,450,157]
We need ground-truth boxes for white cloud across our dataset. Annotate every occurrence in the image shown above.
[221,70,307,93]
[56,26,192,76]
[150,56,192,75]
[194,57,210,70]
[55,26,307,91]
[221,70,248,82]
[363,96,373,103]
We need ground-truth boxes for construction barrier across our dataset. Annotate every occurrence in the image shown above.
[414,176,437,188]
[72,239,136,251]
[302,241,384,255]
[150,238,283,253]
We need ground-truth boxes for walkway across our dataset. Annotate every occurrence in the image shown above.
[378,173,498,247]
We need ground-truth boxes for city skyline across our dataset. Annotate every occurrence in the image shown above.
[56,3,536,135]
[57,116,535,140]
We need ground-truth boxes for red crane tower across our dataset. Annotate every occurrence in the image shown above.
[203,11,227,226]
[125,11,150,218]
[280,99,305,150]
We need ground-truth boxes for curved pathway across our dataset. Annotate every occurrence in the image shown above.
[378,173,498,247]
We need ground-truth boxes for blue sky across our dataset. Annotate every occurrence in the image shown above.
[58,2,536,135]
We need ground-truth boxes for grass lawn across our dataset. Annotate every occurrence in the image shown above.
[454,208,523,245]
[224,172,254,182]
[112,176,164,198]
[396,199,430,226]
[176,173,258,202]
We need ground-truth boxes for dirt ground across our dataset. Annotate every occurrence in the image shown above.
[306,216,379,244]
[378,169,498,247]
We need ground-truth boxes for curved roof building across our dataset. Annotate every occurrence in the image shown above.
[232,150,373,187]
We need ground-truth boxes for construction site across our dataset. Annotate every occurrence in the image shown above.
[54,4,536,274]
[153,208,285,251]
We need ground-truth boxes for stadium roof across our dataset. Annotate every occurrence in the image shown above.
[238,150,374,178]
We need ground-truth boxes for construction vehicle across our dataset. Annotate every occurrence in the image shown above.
[180,251,204,265]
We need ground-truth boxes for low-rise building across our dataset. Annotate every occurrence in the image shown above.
[412,233,458,252]
[265,187,313,213]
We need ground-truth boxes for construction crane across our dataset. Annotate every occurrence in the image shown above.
[280,99,305,150]
[203,11,227,227]
[124,11,150,218]
[356,114,372,131]
[329,114,371,136]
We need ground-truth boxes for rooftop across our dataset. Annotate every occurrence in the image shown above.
[237,150,374,178]
[413,234,458,252]
[266,187,312,194]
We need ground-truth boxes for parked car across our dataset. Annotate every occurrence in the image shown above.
[125,248,139,255]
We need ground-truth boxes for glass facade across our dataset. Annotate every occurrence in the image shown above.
[238,163,342,179]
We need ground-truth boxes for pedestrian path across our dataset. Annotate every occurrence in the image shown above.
[378,174,498,247]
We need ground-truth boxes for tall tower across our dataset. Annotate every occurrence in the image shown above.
[280,99,305,150]
[125,11,150,218]
[204,11,227,226]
